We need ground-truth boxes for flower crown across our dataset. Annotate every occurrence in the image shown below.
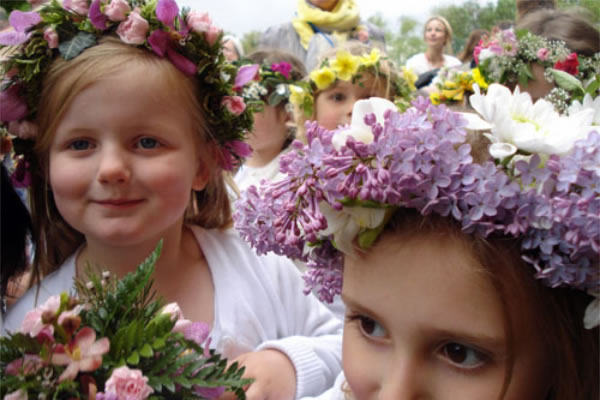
[235,60,303,113]
[475,28,600,113]
[289,48,417,117]
[0,0,259,171]
[233,96,599,328]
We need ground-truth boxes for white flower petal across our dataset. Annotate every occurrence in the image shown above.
[584,295,600,329]
[489,142,517,159]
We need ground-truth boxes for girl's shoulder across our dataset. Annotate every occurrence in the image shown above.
[444,54,462,67]
[2,255,77,335]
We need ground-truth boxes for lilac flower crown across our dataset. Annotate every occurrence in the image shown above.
[0,0,259,171]
[233,97,600,326]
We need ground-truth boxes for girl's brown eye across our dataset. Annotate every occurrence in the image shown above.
[441,342,488,368]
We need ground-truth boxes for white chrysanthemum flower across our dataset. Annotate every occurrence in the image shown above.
[470,83,594,156]
[568,93,600,125]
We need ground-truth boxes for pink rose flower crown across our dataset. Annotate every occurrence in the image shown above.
[0,0,260,172]
[1,242,251,399]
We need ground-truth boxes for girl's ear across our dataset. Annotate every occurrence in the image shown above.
[192,161,211,191]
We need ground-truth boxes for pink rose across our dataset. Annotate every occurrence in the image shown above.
[536,47,549,61]
[104,0,130,21]
[63,0,90,15]
[116,9,149,45]
[186,10,212,34]
[43,27,58,49]
[205,25,221,46]
[221,96,246,116]
[105,366,153,400]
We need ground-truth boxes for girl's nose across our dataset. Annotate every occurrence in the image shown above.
[97,147,131,184]
[378,356,427,400]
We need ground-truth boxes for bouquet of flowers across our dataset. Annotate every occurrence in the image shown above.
[475,28,600,113]
[1,243,251,399]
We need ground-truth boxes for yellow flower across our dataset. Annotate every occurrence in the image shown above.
[359,48,380,67]
[402,67,417,91]
[472,67,488,90]
[289,85,306,104]
[430,92,442,105]
[310,67,337,90]
[330,50,360,81]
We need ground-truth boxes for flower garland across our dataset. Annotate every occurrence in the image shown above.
[475,28,600,113]
[0,243,250,399]
[0,0,260,171]
[235,60,302,113]
[233,96,599,328]
[289,48,417,117]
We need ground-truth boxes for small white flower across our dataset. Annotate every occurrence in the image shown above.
[319,201,386,255]
[332,97,396,151]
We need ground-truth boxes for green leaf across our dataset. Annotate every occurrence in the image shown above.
[517,64,533,88]
[550,68,584,94]
[152,337,166,350]
[139,343,154,358]
[58,32,96,61]
[585,76,599,95]
[127,351,140,365]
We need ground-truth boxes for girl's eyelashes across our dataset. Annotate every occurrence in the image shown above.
[438,342,491,371]
[68,139,93,151]
[346,313,387,339]
[329,92,346,102]
[136,136,161,149]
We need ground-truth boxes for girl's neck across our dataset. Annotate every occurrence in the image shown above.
[76,220,190,280]
[245,146,283,168]
[425,48,444,66]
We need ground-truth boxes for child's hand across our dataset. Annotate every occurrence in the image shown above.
[218,349,297,400]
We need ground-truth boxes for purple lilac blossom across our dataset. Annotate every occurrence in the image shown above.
[234,100,600,302]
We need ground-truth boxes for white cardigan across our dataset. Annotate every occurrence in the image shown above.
[3,226,343,398]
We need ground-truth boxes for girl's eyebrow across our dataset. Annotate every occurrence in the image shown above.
[341,293,386,322]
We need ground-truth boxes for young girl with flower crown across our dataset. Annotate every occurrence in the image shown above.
[0,1,342,398]
[290,42,416,145]
[233,49,306,193]
[235,97,599,400]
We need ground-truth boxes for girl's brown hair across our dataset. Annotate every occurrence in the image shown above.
[373,208,599,400]
[517,8,600,56]
[295,42,399,143]
[30,37,232,282]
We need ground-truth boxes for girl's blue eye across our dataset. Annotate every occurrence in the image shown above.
[69,140,91,150]
[358,315,386,338]
[441,342,488,369]
[138,137,160,149]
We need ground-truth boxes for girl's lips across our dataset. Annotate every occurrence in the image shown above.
[95,199,144,207]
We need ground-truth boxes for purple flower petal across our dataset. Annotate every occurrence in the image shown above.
[148,30,169,57]
[166,47,196,76]
[0,31,29,46]
[0,85,28,122]
[9,10,41,33]
[234,64,259,90]
[229,140,252,158]
[156,0,179,27]
[88,0,108,30]
[183,322,211,346]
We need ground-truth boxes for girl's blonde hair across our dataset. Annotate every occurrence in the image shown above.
[30,37,232,282]
[295,42,400,143]
[424,16,455,54]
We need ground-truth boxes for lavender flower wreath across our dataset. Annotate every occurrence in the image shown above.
[233,97,599,326]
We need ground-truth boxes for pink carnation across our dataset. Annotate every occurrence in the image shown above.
[222,95,246,116]
[105,366,154,400]
[63,0,90,15]
[536,47,549,61]
[43,27,58,49]
[205,25,221,46]
[4,389,27,400]
[104,0,131,22]
[116,9,149,45]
